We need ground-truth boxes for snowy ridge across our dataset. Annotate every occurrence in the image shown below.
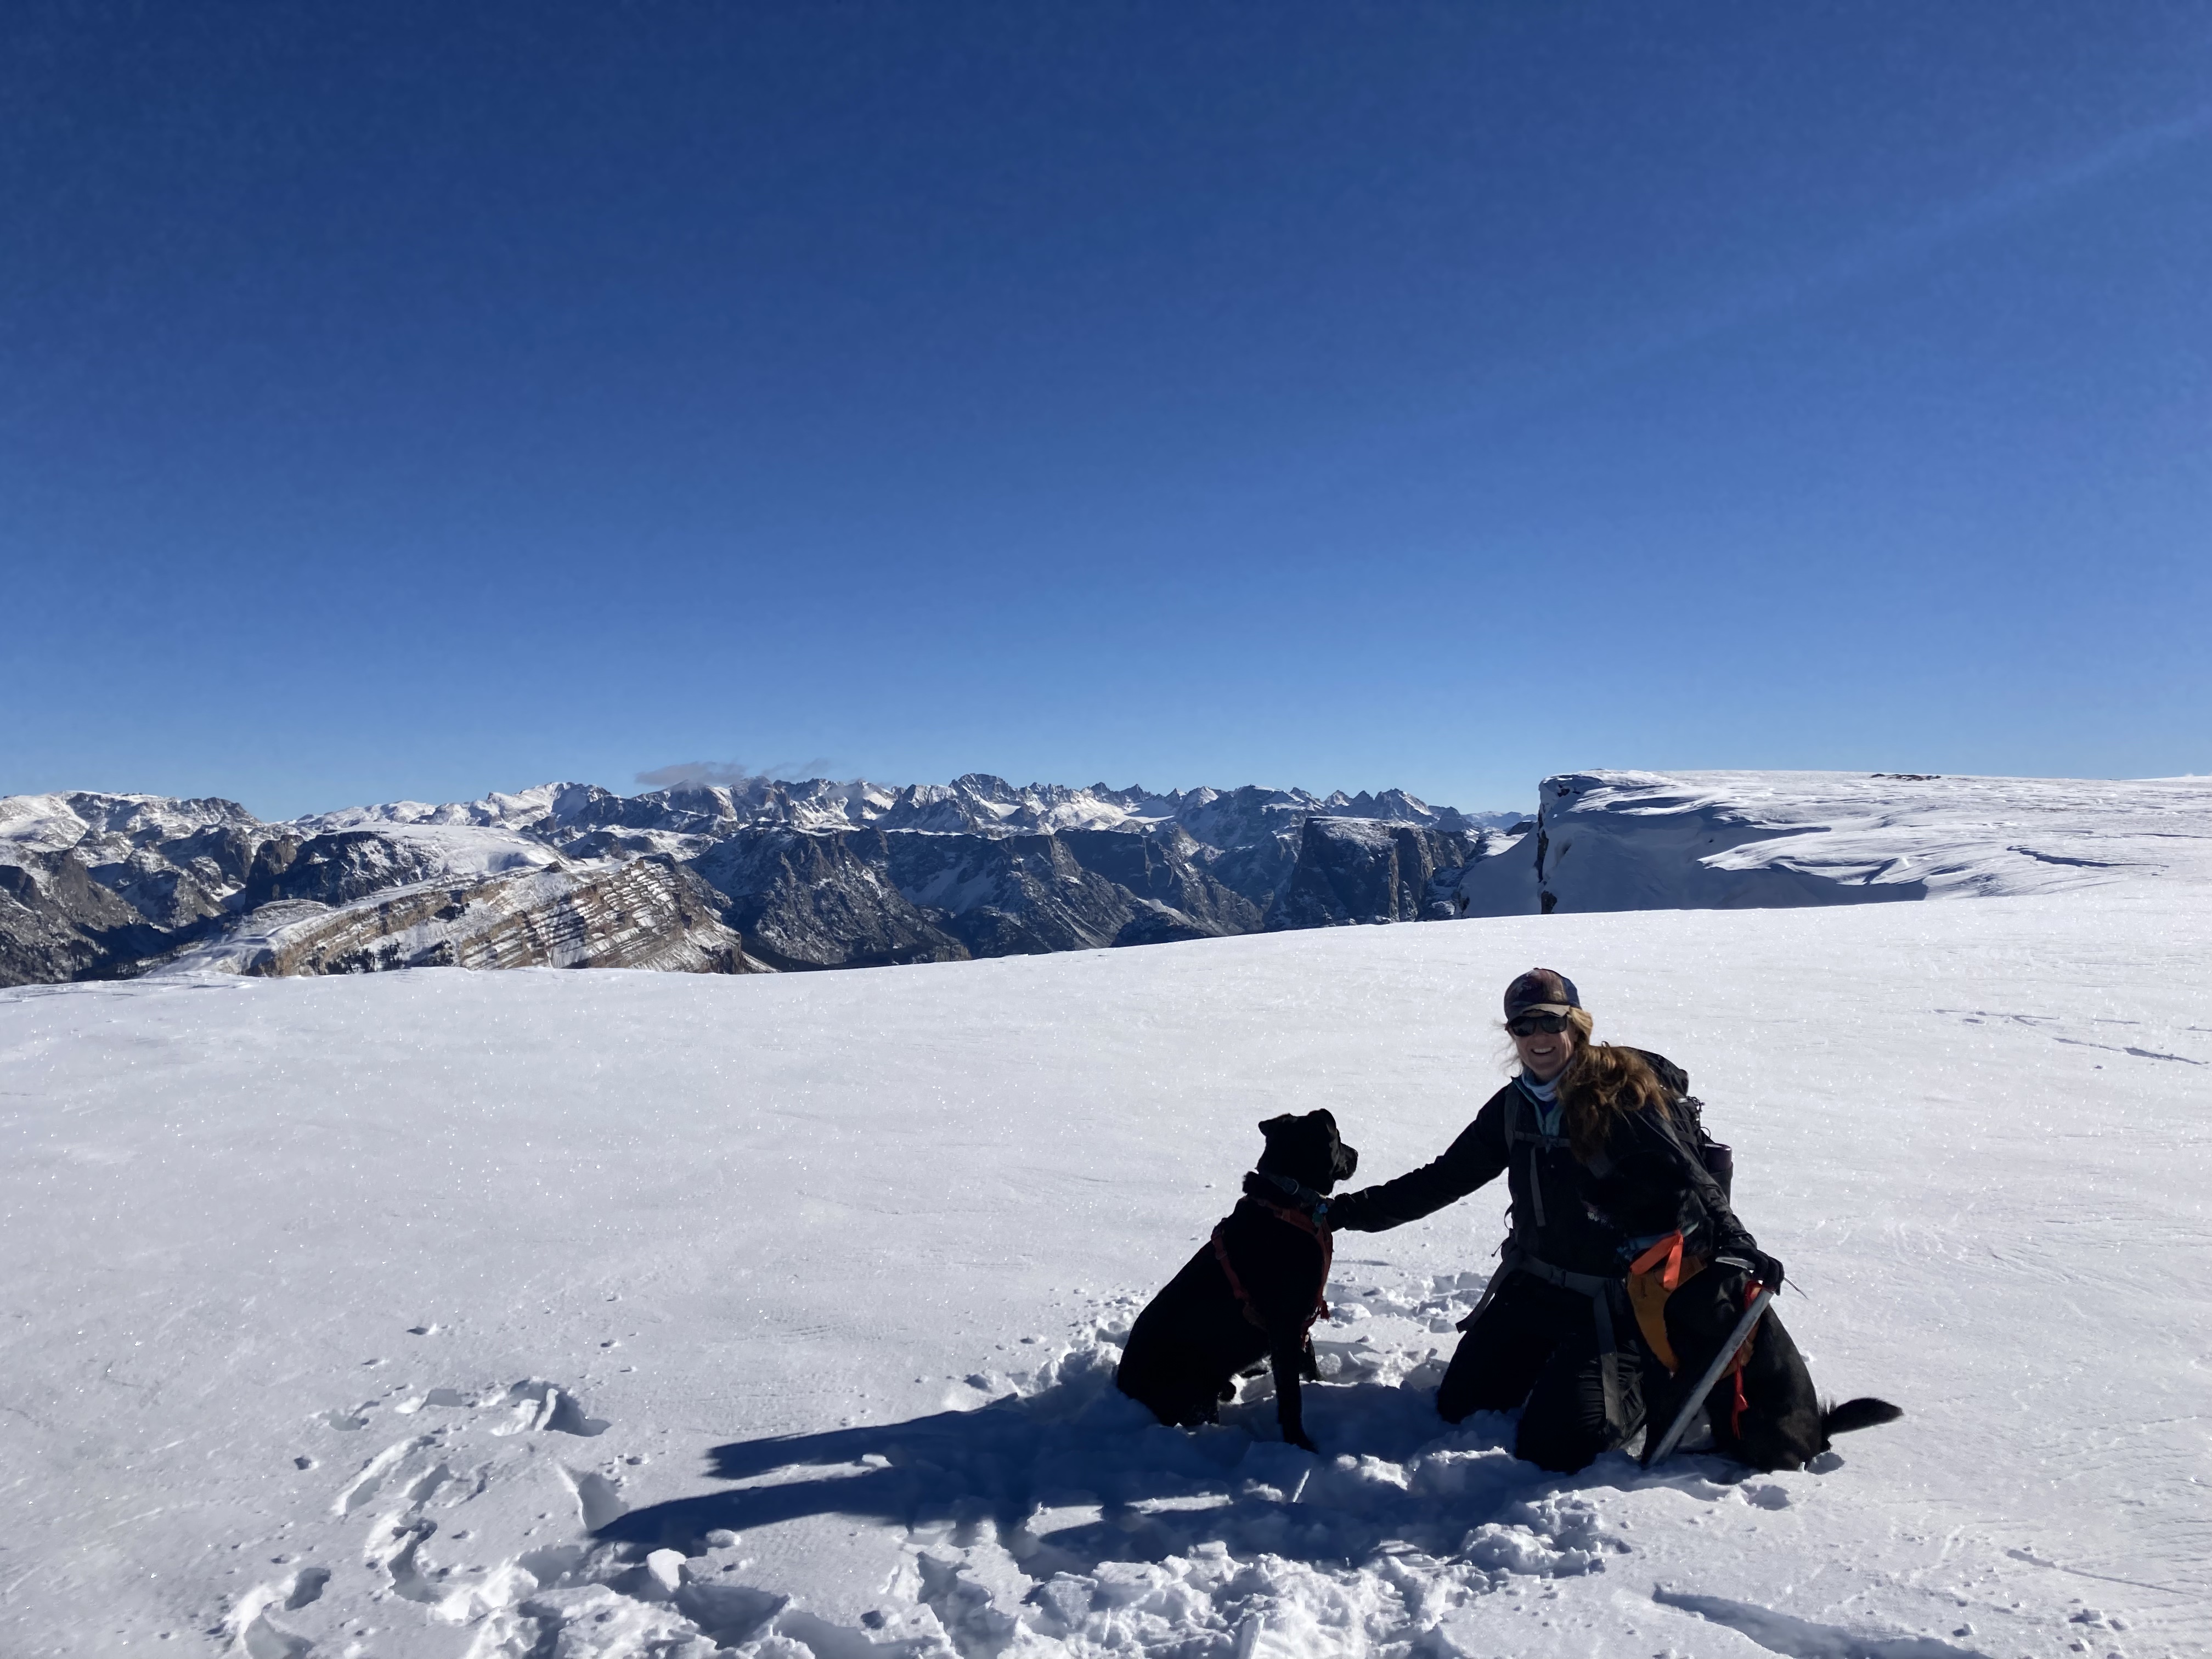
[1537,769,2212,912]
[0,789,263,859]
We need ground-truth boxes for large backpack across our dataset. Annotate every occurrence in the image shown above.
[1634,1049,1735,1199]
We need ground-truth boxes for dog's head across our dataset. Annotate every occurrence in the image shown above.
[1255,1109,1359,1193]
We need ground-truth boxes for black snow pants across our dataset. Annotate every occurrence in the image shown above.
[1436,1270,1655,1472]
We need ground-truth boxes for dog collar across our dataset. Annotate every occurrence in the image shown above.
[1248,1168,1330,1224]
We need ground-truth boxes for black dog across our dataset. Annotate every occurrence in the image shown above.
[1116,1110,1357,1452]
[1660,1266,1903,1471]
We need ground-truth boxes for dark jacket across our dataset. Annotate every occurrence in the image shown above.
[1329,1050,1758,1277]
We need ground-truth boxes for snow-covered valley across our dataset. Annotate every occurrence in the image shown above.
[2,870,2206,1656]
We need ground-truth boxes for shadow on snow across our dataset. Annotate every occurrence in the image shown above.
[599,1348,1640,1579]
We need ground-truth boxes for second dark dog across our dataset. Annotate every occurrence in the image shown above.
[1115,1109,1358,1452]
[1660,1266,1903,1471]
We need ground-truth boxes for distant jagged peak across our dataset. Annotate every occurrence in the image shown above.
[5,771,1508,868]
[1,789,262,857]
[291,781,605,834]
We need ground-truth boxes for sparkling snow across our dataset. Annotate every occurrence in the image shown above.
[2,885,2207,1656]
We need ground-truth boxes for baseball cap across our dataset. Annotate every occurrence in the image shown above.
[1503,968,1582,1019]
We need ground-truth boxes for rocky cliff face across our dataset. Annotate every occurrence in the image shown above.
[0,791,757,985]
[686,821,1275,970]
[0,793,285,982]
[1266,818,1494,929]
[692,829,969,971]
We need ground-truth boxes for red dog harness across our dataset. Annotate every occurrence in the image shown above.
[1211,1197,1332,1335]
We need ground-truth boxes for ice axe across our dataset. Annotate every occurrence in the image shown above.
[1641,1284,1773,1467]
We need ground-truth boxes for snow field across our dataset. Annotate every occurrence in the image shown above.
[1,888,2207,1657]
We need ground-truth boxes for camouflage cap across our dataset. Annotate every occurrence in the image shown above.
[1503,967,1582,1019]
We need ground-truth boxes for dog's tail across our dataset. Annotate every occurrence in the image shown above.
[1822,1397,1903,1437]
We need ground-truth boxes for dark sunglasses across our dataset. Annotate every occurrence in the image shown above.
[1506,1012,1575,1036]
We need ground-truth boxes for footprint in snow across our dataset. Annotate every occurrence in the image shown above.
[227,1376,633,1657]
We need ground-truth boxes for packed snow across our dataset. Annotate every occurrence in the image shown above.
[3,861,2206,1657]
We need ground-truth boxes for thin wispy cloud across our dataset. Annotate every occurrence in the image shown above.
[1618,105,2212,377]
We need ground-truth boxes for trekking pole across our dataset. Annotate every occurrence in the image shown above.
[1641,1285,1773,1468]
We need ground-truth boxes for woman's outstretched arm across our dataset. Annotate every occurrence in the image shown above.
[1328,1090,1513,1232]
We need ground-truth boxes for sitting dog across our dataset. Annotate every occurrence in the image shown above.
[1660,1265,1903,1471]
[1115,1109,1357,1452]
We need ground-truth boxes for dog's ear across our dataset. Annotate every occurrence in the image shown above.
[1311,1108,1337,1130]
[1258,1114,1296,1137]
[1334,1143,1359,1181]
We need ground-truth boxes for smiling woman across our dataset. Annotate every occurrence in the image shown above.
[1327,967,1784,1470]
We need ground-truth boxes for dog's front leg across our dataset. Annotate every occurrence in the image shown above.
[1269,1337,1319,1452]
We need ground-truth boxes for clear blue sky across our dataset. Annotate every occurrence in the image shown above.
[4,3,2206,819]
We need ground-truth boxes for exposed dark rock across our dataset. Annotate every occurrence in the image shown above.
[1204,831,1303,908]
[0,794,294,984]
[882,832,1137,957]
[0,850,152,984]
[1430,831,1542,918]
[1054,828,1263,936]
[238,832,453,909]
[1111,901,1220,947]
[1265,818,1486,930]
[691,829,969,971]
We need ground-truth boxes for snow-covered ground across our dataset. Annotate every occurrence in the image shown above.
[2,885,2207,1657]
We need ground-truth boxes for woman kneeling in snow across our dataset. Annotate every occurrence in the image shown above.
[1326,968,1783,1472]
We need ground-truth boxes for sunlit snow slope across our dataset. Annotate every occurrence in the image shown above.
[1536,771,2212,912]
[1,883,2207,1656]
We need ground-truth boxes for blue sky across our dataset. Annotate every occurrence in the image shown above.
[4,3,2206,819]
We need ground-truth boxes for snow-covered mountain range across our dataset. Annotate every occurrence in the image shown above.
[2,769,2204,986]
[0,776,1523,984]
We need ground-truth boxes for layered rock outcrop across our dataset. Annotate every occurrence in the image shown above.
[161,856,751,977]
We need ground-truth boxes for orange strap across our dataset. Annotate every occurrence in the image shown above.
[1627,1231,1690,1370]
[1729,1278,1762,1436]
[1628,1229,1688,1291]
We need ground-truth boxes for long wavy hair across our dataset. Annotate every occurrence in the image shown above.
[1551,1023,1673,1161]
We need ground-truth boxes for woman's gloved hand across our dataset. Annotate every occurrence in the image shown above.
[1716,1246,1784,1293]
[1739,1250,1786,1293]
